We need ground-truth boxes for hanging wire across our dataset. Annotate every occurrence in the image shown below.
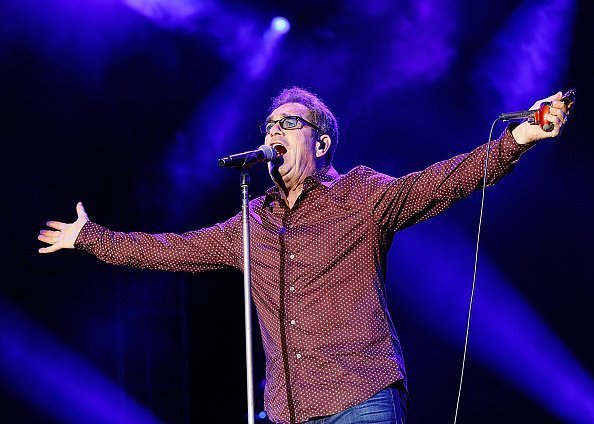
[453,117,502,424]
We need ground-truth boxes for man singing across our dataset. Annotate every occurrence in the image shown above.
[38,87,569,424]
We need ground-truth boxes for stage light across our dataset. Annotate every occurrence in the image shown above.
[0,298,159,423]
[390,220,594,422]
[473,0,577,114]
[271,17,290,35]
[122,0,202,24]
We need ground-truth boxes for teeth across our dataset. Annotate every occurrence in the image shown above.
[272,143,287,154]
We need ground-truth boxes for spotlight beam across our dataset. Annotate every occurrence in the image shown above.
[390,219,594,422]
[0,298,160,424]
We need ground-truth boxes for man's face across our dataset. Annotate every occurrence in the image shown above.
[265,102,319,184]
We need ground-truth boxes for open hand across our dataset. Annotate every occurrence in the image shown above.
[38,202,89,253]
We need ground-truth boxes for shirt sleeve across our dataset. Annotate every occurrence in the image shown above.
[74,213,243,273]
[363,126,534,232]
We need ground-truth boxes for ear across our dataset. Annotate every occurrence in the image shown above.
[315,135,332,159]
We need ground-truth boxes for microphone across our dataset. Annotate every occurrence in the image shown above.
[499,109,538,121]
[499,89,576,131]
[218,144,280,168]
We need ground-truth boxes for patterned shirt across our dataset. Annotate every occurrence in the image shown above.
[75,128,531,423]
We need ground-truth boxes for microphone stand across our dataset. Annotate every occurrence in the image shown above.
[220,147,281,423]
[240,169,255,424]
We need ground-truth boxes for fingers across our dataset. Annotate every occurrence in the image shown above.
[540,91,562,103]
[38,230,61,253]
[531,92,563,111]
[38,229,60,244]
[38,233,56,244]
[547,107,567,123]
[545,114,562,126]
[39,220,64,254]
[544,103,568,136]
[551,100,567,112]
[545,114,563,134]
[39,244,60,254]
[531,93,558,111]
[39,229,60,237]
[37,202,89,253]
[38,202,87,254]
[46,220,66,230]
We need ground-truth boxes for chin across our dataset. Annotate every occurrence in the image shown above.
[268,156,286,175]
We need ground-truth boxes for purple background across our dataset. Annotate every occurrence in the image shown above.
[2,0,593,422]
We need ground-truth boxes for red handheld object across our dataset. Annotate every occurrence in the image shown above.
[533,103,554,132]
[529,88,576,132]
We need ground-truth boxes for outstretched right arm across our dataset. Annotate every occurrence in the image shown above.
[38,203,243,273]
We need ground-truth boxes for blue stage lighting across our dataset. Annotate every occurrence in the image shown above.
[0,299,160,424]
[271,17,290,34]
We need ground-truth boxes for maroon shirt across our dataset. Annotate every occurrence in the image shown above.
[75,128,531,423]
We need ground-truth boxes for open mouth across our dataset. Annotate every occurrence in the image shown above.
[271,143,287,155]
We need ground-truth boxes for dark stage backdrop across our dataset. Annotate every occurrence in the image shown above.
[1,0,593,422]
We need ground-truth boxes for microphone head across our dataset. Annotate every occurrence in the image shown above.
[258,144,277,160]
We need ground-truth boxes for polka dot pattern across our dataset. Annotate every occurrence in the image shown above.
[75,128,531,424]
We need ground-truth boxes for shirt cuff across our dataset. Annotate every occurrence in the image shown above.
[74,221,105,252]
[499,124,535,162]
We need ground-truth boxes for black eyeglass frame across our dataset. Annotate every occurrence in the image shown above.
[260,115,319,134]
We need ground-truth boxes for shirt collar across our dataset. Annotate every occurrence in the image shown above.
[264,165,340,206]
[312,165,340,188]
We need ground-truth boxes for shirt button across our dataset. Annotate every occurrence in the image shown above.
[296,353,302,359]
[289,286,295,292]
[290,320,296,325]
[289,253,295,259]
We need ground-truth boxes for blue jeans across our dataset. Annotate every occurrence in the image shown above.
[304,385,408,424]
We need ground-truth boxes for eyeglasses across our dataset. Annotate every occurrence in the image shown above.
[260,115,319,134]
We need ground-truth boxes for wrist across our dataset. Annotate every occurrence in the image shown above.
[511,122,534,145]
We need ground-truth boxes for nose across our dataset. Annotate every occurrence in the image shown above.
[268,121,284,137]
